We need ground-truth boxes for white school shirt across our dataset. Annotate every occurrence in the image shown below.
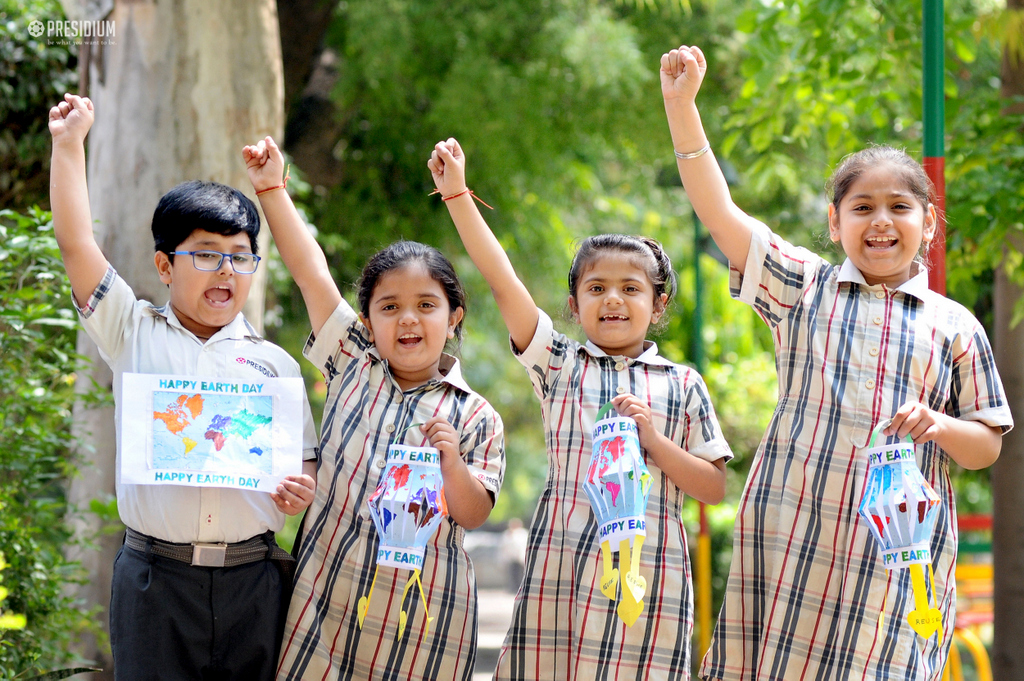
[76,266,318,544]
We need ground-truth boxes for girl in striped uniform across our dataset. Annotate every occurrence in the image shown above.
[244,137,505,681]
[430,138,734,680]
[661,45,1013,680]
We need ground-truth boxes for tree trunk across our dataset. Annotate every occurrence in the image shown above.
[991,3,1024,677]
[59,1,283,675]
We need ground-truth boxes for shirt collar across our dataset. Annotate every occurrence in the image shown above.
[366,347,473,393]
[146,303,261,342]
[836,258,930,300]
[581,339,676,366]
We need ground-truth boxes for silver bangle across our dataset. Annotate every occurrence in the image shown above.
[674,143,711,160]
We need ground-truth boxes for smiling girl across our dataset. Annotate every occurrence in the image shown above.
[429,138,733,679]
[661,45,1013,680]
[244,137,505,680]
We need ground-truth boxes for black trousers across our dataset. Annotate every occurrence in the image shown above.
[110,543,284,681]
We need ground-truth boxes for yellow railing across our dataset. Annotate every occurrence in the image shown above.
[942,627,992,681]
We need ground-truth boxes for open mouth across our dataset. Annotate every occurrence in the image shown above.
[204,285,233,305]
[398,333,422,346]
[865,235,898,249]
[600,314,629,322]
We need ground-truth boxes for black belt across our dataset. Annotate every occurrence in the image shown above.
[124,527,286,568]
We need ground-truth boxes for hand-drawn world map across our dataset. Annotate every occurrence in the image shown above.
[151,391,274,474]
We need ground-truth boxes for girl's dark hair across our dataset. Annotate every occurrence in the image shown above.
[357,240,467,344]
[826,146,934,210]
[152,180,261,256]
[567,233,677,308]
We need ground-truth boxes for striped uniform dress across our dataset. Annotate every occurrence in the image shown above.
[700,224,1013,681]
[277,301,505,681]
[495,310,733,680]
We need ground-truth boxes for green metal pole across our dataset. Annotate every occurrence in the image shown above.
[692,214,705,374]
[923,0,946,294]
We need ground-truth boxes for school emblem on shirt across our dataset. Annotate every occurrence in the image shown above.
[236,356,275,378]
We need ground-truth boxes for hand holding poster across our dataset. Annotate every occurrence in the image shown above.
[120,373,305,493]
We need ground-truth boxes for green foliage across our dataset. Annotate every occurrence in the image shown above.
[0,208,104,675]
[0,554,27,631]
[0,0,77,210]
[716,0,1017,258]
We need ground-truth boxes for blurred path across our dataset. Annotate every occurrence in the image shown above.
[473,588,515,681]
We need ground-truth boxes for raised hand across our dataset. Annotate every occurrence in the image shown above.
[428,138,468,198]
[660,45,706,103]
[242,136,286,193]
[48,93,94,143]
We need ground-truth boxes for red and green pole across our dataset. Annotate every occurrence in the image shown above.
[923,0,946,294]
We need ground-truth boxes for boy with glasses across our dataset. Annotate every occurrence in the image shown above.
[48,93,318,680]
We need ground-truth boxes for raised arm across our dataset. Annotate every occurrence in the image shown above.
[49,94,109,305]
[661,46,762,274]
[243,137,342,335]
[428,139,539,352]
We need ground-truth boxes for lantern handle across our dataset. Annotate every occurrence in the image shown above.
[596,401,616,423]
[393,422,427,444]
[867,419,915,449]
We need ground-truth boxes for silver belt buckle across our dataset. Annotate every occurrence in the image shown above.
[191,542,228,567]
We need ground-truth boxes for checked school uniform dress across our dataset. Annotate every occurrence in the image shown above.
[277,300,505,681]
[700,224,1013,681]
[495,310,733,681]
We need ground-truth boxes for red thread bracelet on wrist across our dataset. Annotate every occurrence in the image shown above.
[428,187,494,210]
[256,164,291,196]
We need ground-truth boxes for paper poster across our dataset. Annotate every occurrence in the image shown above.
[120,373,304,493]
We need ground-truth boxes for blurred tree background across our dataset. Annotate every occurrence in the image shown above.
[2,0,1021,673]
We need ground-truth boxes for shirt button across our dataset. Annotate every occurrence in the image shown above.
[865,379,876,389]
[869,347,879,357]
[395,394,404,404]
[615,361,625,371]
[385,424,396,433]
[376,458,387,469]
[873,316,883,325]
[875,291,885,299]
[616,386,626,395]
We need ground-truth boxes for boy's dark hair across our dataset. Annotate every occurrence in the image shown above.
[568,234,677,307]
[151,181,261,256]
[827,146,934,211]
[357,240,467,345]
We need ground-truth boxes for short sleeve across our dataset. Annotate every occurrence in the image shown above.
[946,322,1014,433]
[679,370,734,463]
[302,299,372,380]
[460,401,505,498]
[74,265,139,364]
[512,308,576,402]
[729,221,831,329]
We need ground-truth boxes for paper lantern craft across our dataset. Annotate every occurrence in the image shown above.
[857,419,943,639]
[358,437,448,638]
[582,402,652,627]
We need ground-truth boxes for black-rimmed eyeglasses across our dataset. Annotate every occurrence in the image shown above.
[170,250,261,274]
